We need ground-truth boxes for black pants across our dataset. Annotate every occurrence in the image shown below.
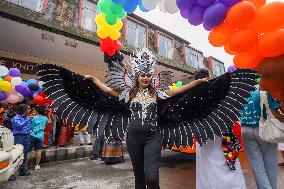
[127,126,161,189]
[92,134,104,157]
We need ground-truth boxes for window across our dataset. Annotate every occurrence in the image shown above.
[213,60,225,76]
[126,20,147,49]
[185,47,204,69]
[5,0,43,12]
[158,34,173,59]
[81,0,98,32]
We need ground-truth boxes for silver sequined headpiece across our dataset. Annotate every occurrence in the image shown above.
[131,48,156,77]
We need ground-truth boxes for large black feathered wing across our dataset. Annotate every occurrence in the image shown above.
[37,64,130,139]
[157,69,258,149]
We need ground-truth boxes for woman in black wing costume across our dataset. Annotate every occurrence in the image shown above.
[85,49,207,189]
[37,48,258,189]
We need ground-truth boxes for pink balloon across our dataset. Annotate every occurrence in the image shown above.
[7,88,18,95]
[6,94,20,104]
[16,93,24,102]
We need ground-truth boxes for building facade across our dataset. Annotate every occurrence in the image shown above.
[0,0,225,83]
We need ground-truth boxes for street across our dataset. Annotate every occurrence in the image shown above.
[1,151,284,189]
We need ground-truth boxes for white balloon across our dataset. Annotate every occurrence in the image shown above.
[142,0,158,10]
[158,0,167,13]
[164,0,179,14]
[0,66,9,76]
[11,77,22,86]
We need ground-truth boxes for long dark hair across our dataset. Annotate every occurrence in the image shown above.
[194,68,210,80]
[17,104,29,115]
[129,77,156,101]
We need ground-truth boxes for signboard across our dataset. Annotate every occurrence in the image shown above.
[0,57,39,75]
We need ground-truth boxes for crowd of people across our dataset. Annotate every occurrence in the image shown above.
[0,99,82,180]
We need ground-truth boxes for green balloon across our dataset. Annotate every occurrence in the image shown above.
[176,81,183,87]
[118,10,127,19]
[105,14,118,25]
[98,0,111,14]
[109,2,124,15]
[97,0,103,13]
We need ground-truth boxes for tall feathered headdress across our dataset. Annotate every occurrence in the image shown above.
[131,48,156,76]
[106,48,173,102]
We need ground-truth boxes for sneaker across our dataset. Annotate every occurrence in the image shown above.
[79,143,84,146]
[19,171,32,176]
[35,165,40,170]
[88,143,93,145]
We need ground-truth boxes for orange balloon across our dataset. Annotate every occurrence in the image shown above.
[257,29,284,57]
[208,23,234,47]
[226,1,256,29]
[229,28,258,52]
[4,76,13,82]
[252,2,284,33]
[245,0,266,9]
[224,44,236,55]
[234,48,263,68]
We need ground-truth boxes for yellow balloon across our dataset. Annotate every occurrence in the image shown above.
[95,13,123,31]
[109,30,121,40]
[0,81,13,92]
[97,27,109,39]
[172,83,177,89]
[0,78,3,82]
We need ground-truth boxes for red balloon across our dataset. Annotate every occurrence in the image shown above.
[38,91,47,98]
[33,95,46,105]
[100,37,121,56]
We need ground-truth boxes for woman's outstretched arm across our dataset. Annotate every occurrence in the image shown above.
[164,78,208,97]
[85,75,120,97]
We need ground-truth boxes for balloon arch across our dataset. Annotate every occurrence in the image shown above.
[95,0,284,101]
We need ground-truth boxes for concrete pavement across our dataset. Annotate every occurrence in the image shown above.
[1,151,284,189]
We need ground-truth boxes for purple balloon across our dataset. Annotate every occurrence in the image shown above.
[188,5,205,26]
[227,65,237,72]
[203,23,213,31]
[220,0,241,8]
[8,68,20,77]
[0,91,7,101]
[203,3,227,28]
[197,0,215,7]
[22,87,33,97]
[180,8,190,18]
[15,84,27,93]
[176,0,196,10]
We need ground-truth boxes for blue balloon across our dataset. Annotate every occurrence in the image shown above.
[138,0,149,12]
[112,0,122,3]
[26,79,37,85]
[122,0,138,13]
